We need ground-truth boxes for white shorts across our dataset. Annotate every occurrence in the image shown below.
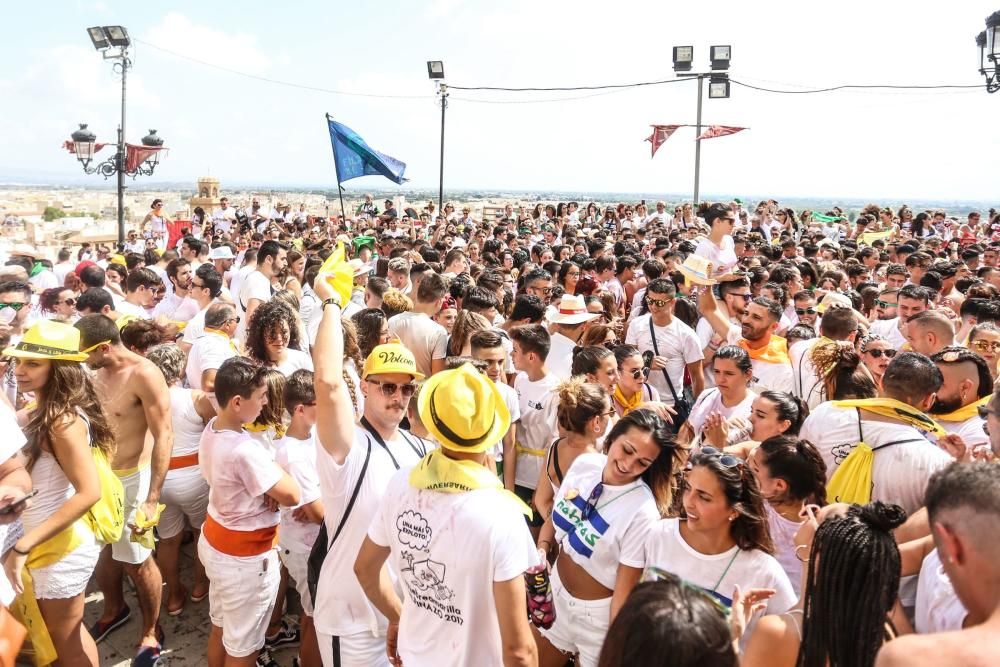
[159,466,209,540]
[538,566,612,667]
[279,548,313,615]
[198,535,280,658]
[111,464,153,565]
[28,535,101,600]
[317,630,389,667]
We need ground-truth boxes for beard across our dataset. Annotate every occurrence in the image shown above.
[931,395,963,415]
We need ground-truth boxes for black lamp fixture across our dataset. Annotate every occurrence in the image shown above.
[672,46,694,72]
[87,25,130,51]
[427,60,445,80]
[978,11,1000,93]
[710,45,732,71]
[708,74,731,99]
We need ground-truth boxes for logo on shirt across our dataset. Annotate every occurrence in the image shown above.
[552,495,609,559]
[395,511,463,626]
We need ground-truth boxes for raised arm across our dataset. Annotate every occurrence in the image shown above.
[697,285,735,341]
[312,275,357,464]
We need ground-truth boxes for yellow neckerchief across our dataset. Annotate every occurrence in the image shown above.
[244,421,288,439]
[612,384,643,415]
[205,327,240,355]
[832,397,946,437]
[932,395,991,423]
[738,334,790,365]
[409,449,531,517]
[130,503,166,550]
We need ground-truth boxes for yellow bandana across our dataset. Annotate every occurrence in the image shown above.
[205,328,240,356]
[612,385,643,415]
[243,422,288,439]
[409,449,531,517]
[932,395,991,423]
[832,397,946,437]
[739,335,790,365]
[130,503,166,550]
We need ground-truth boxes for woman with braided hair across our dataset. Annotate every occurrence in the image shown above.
[811,338,877,401]
[741,501,908,667]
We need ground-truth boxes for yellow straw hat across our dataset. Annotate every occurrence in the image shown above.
[362,343,425,381]
[418,363,511,453]
[2,320,88,362]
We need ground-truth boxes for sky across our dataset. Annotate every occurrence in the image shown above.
[2,0,998,202]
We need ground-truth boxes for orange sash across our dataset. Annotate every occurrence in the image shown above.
[738,335,791,365]
[168,452,199,470]
[202,514,278,557]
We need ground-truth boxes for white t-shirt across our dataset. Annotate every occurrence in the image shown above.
[551,453,658,590]
[237,270,273,341]
[275,431,322,553]
[643,518,795,643]
[625,314,704,405]
[493,381,520,461]
[199,419,283,532]
[116,299,151,320]
[936,415,989,450]
[153,292,199,322]
[547,332,578,382]
[387,311,448,379]
[228,263,255,307]
[300,286,321,348]
[369,468,538,667]
[790,338,827,409]
[512,372,560,490]
[186,332,239,391]
[799,402,953,515]
[687,387,756,443]
[273,348,314,377]
[915,549,967,634]
[694,236,738,278]
[869,317,907,350]
[181,303,212,345]
[313,427,431,637]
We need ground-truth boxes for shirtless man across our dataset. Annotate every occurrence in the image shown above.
[74,314,173,663]
[875,462,1000,667]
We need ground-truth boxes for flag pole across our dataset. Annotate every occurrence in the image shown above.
[326,114,347,222]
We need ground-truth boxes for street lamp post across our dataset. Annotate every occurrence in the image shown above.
[673,45,731,205]
[428,61,446,220]
[977,11,1000,93]
[68,26,167,246]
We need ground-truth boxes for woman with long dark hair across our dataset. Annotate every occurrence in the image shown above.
[642,448,796,645]
[558,261,582,295]
[747,436,827,594]
[3,321,116,667]
[742,502,907,667]
[351,307,390,360]
[534,409,685,667]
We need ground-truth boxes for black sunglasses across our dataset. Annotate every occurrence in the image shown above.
[865,348,896,359]
[699,446,743,468]
[795,307,816,316]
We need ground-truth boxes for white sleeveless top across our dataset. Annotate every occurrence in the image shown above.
[22,410,92,535]
[169,386,205,458]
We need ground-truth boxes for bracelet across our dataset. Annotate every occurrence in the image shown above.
[322,297,342,309]
[11,545,29,556]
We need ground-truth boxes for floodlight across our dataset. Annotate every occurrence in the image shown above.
[672,46,693,72]
[87,27,109,50]
[710,45,732,71]
[104,26,130,48]
[427,61,445,79]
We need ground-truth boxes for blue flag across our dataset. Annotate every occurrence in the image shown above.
[326,116,407,185]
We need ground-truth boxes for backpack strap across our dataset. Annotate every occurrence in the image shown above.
[872,438,925,451]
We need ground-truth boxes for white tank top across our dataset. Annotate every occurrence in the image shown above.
[22,409,93,535]
[169,386,205,457]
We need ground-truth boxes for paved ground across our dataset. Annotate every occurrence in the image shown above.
[78,539,302,666]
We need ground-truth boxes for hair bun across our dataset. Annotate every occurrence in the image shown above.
[856,501,907,532]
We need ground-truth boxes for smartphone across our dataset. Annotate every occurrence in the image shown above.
[642,350,654,370]
[0,489,38,515]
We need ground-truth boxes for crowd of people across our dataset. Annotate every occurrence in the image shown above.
[0,194,998,667]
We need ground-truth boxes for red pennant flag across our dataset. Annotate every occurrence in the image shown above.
[645,124,682,158]
[62,140,110,153]
[124,143,168,172]
[695,125,748,141]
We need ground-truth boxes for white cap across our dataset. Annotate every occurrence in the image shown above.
[209,246,235,260]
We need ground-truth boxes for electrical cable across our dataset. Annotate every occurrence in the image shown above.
[135,38,431,100]
[730,79,983,93]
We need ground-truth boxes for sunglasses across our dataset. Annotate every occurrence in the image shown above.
[581,482,605,521]
[875,299,896,309]
[533,287,554,295]
[865,348,897,359]
[978,405,1000,420]
[63,298,76,307]
[729,293,753,303]
[795,307,816,316]
[628,367,651,380]
[699,446,743,468]
[646,298,672,308]
[603,340,620,350]
[367,378,417,398]
[973,340,1000,353]
[0,302,26,311]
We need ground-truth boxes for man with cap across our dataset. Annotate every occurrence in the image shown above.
[311,272,431,667]
[354,363,539,667]
[547,294,600,382]
[380,199,398,223]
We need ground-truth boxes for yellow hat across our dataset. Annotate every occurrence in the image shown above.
[677,254,717,286]
[2,320,88,362]
[418,363,511,453]
[362,343,425,381]
[109,254,126,267]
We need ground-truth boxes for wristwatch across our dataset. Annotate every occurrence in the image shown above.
[322,296,342,309]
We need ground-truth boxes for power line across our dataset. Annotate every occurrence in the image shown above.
[134,38,431,100]
[729,79,983,94]
[448,77,688,92]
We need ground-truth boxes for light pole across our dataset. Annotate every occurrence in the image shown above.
[673,45,731,205]
[976,11,1000,93]
[68,26,167,246]
[428,61,446,221]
